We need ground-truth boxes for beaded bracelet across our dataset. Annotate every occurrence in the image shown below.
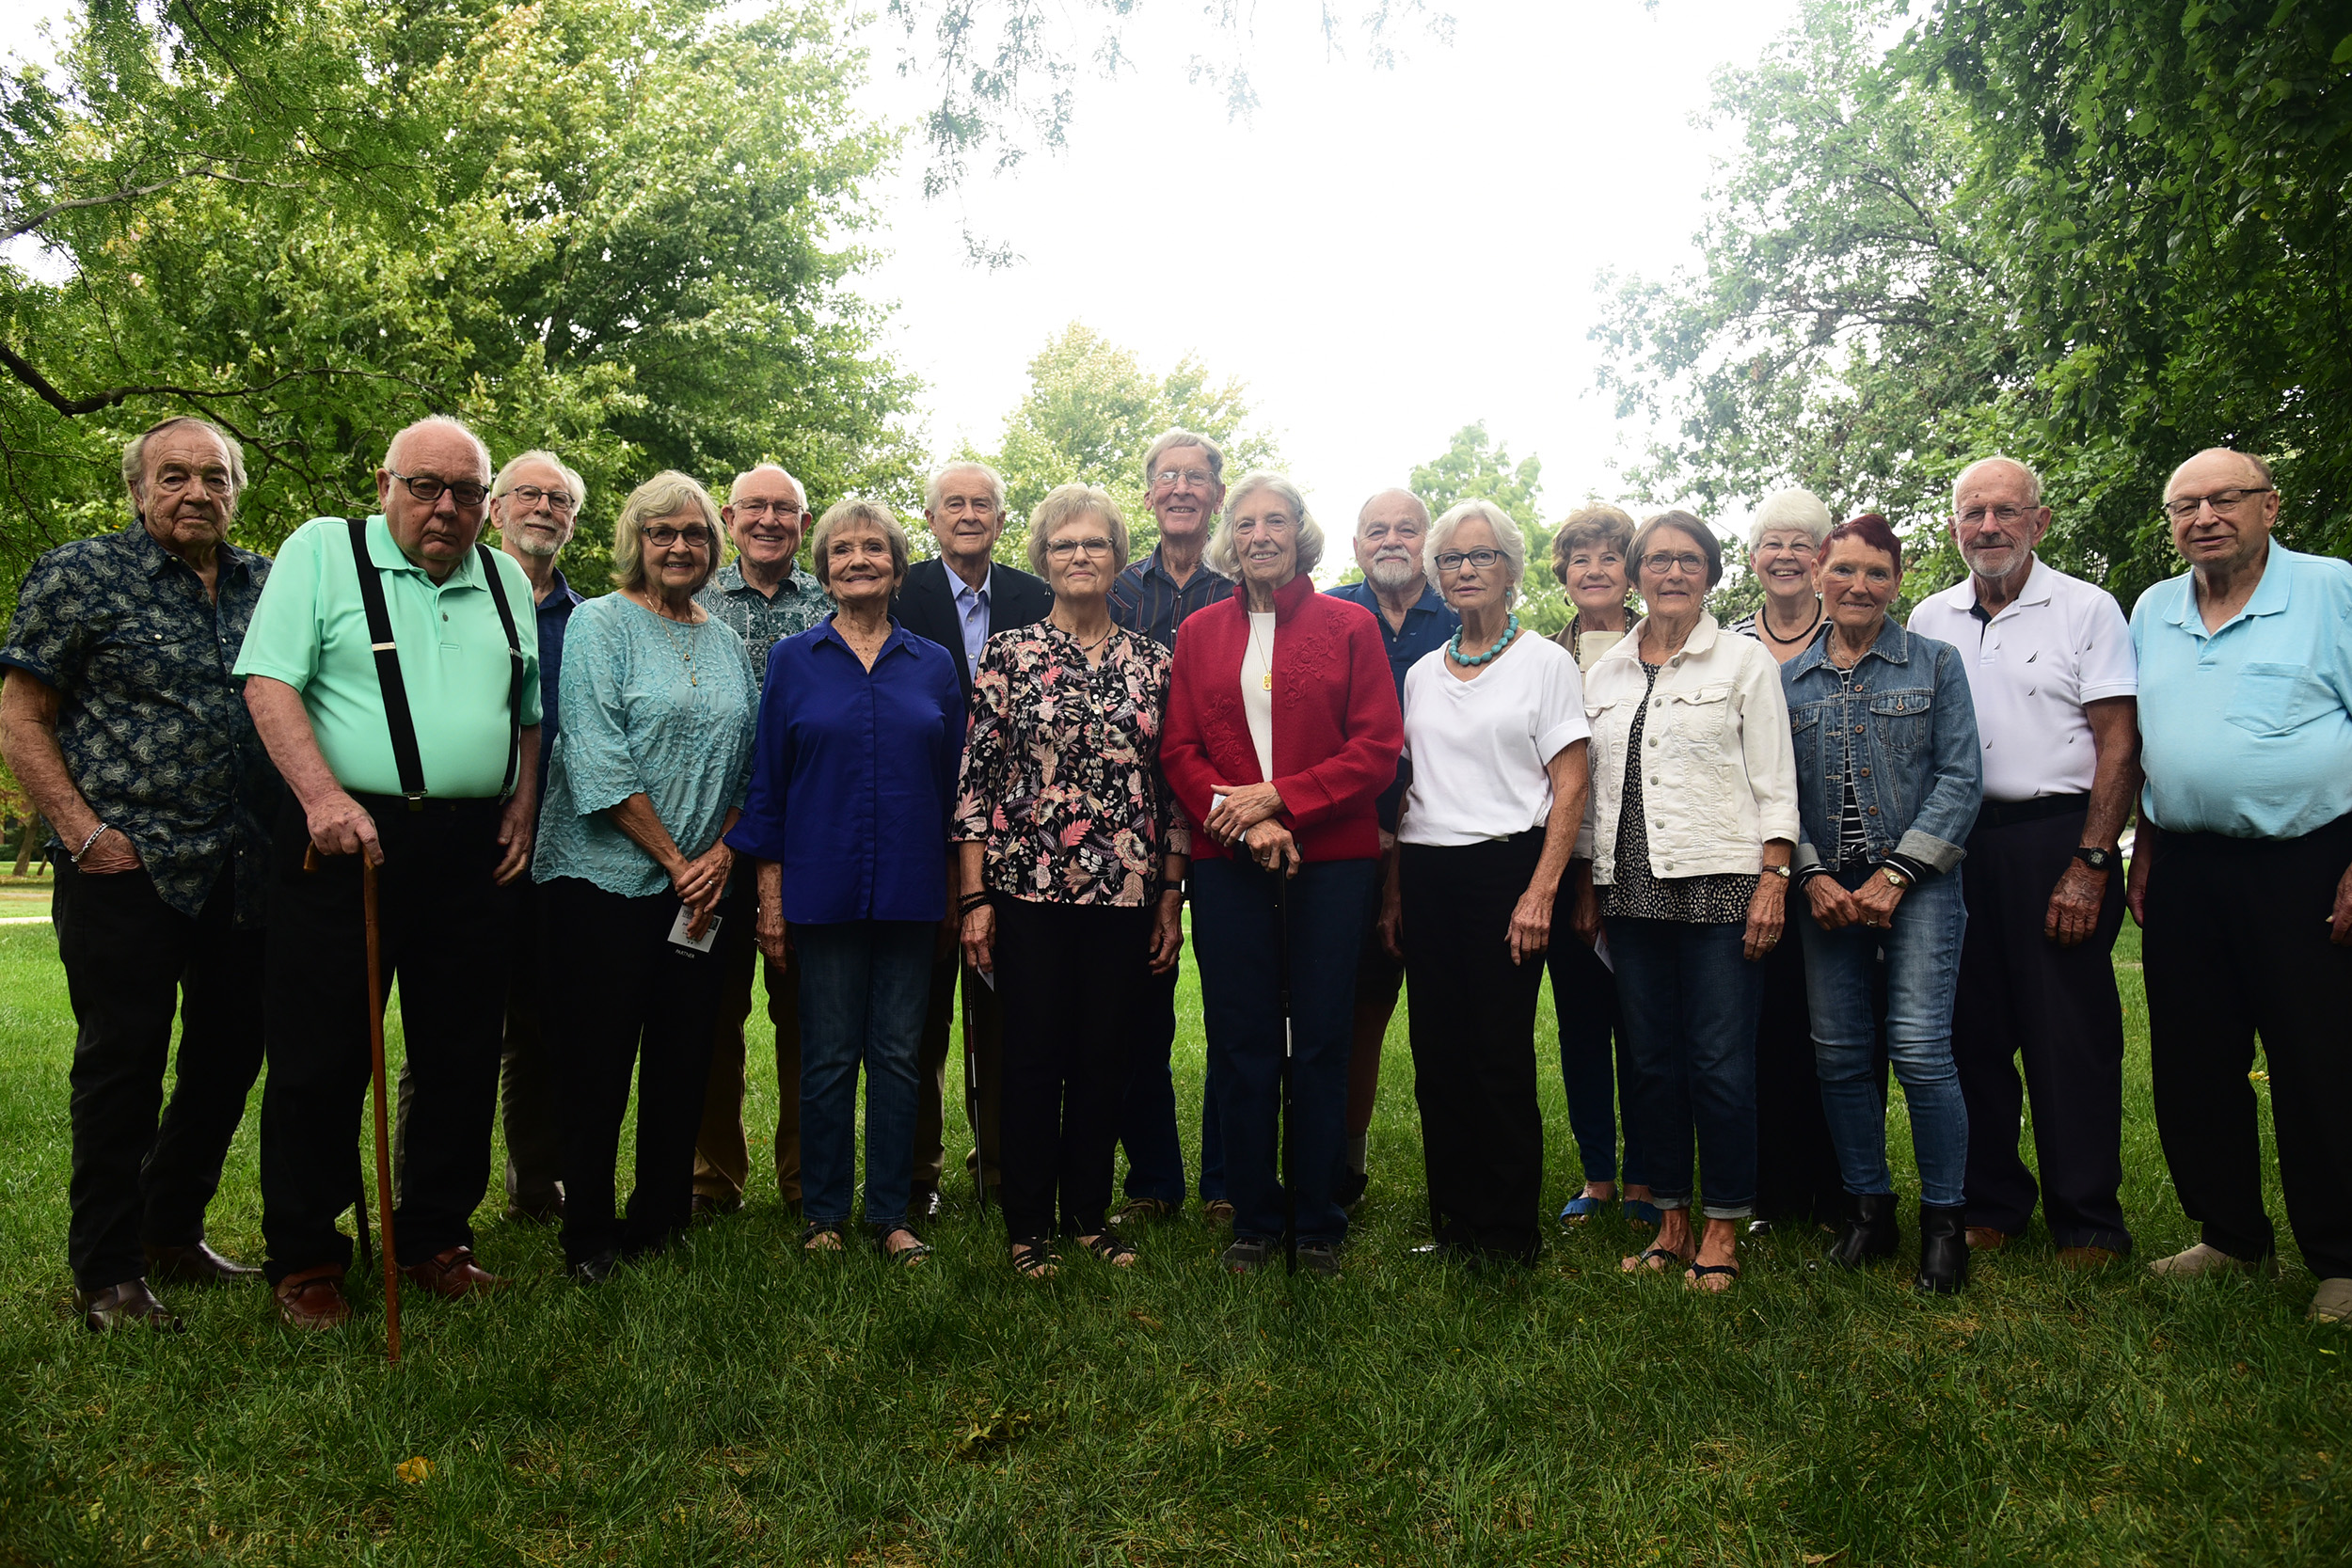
[71,822,108,864]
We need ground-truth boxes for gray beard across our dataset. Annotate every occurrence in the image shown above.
[1367,558,1422,594]
[510,532,562,559]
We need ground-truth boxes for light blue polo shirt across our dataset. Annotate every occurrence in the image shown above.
[2129,544,2352,839]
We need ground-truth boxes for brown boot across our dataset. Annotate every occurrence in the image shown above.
[274,1265,352,1330]
[75,1278,183,1333]
[147,1241,262,1285]
[402,1245,505,1299]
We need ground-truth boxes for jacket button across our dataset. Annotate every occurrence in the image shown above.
[1860,768,1869,777]
[1867,806,1879,816]
[1853,724,1865,733]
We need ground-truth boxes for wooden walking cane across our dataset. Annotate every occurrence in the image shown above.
[307,844,401,1361]
[961,972,987,1213]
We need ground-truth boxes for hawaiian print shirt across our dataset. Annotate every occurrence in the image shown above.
[952,622,1192,906]
[0,522,280,924]
[695,560,827,690]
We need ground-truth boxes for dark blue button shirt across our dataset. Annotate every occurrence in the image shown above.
[0,522,281,923]
[1325,578,1460,830]
[1108,545,1232,651]
[532,564,586,788]
[725,618,966,924]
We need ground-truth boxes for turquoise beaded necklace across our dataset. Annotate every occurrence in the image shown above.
[1447,610,1520,668]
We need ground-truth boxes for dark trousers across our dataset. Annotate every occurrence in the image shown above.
[1607,915,1764,1218]
[1192,856,1375,1246]
[540,877,737,1267]
[994,898,1149,1243]
[54,861,264,1291]
[915,949,1003,1196]
[1118,955,1226,1205]
[2144,813,2352,1279]
[1954,806,2131,1251]
[1403,834,1548,1261]
[692,924,803,1205]
[259,795,505,1283]
[1753,933,1889,1224]
[1546,877,1636,1187]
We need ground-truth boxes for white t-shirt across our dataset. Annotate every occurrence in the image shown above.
[1398,631,1592,847]
[1240,610,1277,781]
[1906,557,2137,802]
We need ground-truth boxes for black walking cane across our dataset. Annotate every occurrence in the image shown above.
[961,968,988,1213]
[1275,864,1297,1276]
[307,844,402,1362]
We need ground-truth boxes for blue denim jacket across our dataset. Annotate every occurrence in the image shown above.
[1780,615,1983,876]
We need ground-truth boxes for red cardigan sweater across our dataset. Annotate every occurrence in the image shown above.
[1162,573,1403,863]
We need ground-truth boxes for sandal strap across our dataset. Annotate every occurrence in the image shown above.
[801,1223,845,1251]
[1010,1241,1059,1277]
[1084,1231,1137,1264]
[1685,1261,1741,1278]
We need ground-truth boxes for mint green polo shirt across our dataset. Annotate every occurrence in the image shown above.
[233,515,543,799]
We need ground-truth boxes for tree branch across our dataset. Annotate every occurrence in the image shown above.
[0,173,202,248]
[0,342,436,419]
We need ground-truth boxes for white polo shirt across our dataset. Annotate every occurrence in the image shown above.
[1907,557,2136,803]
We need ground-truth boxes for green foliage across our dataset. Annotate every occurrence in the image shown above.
[0,0,922,602]
[1408,420,1568,635]
[973,321,1280,565]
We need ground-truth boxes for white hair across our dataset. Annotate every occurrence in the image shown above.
[494,449,588,515]
[1356,488,1430,536]
[1204,471,1325,579]
[1424,499,1527,603]
[384,416,491,477]
[729,462,804,507]
[1951,455,2044,512]
[1745,487,1835,550]
[925,460,1006,515]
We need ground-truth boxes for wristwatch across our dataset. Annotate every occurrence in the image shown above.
[1881,865,1911,890]
[2074,846,2116,872]
[1765,863,1791,879]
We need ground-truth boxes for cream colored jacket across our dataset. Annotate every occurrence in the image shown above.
[1580,612,1800,884]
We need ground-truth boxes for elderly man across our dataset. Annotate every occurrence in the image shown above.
[1909,455,2139,1266]
[1108,428,1237,1226]
[2127,448,2352,1324]
[892,460,1052,1217]
[691,463,828,1217]
[1323,488,1457,1206]
[0,416,279,1331]
[235,415,542,1329]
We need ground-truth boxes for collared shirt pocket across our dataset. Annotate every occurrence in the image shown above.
[2223,661,2328,737]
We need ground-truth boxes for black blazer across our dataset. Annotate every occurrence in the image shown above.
[892,556,1054,692]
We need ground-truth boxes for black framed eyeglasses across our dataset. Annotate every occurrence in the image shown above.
[389,470,490,508]
[643,525,714,549]
[1434,547,1504,572]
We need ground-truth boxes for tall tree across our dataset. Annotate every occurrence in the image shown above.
[1406,420,1568,634]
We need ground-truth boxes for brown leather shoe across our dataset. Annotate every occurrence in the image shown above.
[1964,1227,2009,1252]
[2058,1244,2122,1270]
[402,1245,505,1299]
[76,1278,183,1333]
[146,1241,262,1285]
[273,1265,351,1330]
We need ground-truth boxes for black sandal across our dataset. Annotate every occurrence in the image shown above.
[877,1227,932,1267]
[1010,1240,1060,1279]
[1684,1261,1741,1291]
[1081,1231,1138,1268]
[1623,1244,1691,1275]
[801,1221,846,1253]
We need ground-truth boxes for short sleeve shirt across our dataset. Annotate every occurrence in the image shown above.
[0,523,280,922]
[1397,630,1589,847]
[231,515,544,800]
[1907,558,2137,802]
[694,561,827,691]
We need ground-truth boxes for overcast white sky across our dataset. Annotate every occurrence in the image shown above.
[2,0,1805,535]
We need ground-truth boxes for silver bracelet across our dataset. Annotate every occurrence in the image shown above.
[71,822,108,863]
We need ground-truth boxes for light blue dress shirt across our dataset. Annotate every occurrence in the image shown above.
[534,594,758,897]
[953,567,992,672]
[2130,544,2352,840]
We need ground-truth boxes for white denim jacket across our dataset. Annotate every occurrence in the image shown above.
[1580,612,1801,883]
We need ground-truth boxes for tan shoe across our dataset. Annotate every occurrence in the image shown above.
[2309,1278,2352,1323]
[2148,1242,2277,1278]
[2057,1245,2122,1271]
[1965,1227,2009,1252]
[274,1265,351,1330]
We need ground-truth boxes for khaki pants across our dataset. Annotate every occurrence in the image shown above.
[914,949,1002,1196]
[691,938,802,1205]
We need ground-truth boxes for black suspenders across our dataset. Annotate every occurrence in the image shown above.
[344,517,525,809]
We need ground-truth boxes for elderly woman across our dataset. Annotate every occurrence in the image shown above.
[1727,488,1832,656]
[954,483,1189,1277]
[726,498,964,1264]
[1379,501,1590,1263]
[536,471,756,1284]
[1577,511,1798,1292]
[1545,504,1655,1230]
[1783,514,1983,1293]
[1162,472,1402,1276]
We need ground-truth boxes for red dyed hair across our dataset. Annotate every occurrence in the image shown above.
[1820,512,1903,570]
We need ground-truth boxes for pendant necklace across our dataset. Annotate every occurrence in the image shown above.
[1448,611,1520,668]
[647,595,699,686]
[1248,613,1275,690]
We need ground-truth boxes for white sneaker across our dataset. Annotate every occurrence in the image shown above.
[2310,1278,2352,1323]
[2147,1242,2277,1278]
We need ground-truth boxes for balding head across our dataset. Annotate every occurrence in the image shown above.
[2163,447,2280,578]
[376,417,493,580]
[383,416,492,480]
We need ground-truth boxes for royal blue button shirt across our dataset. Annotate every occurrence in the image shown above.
[725,617,966,924]
[1325,578,1460,830]
[532,565,585,787]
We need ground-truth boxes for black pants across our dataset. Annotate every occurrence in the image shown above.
[540,877,739,1267]
[915,949,1003,1195]
[54,860,265,1291]
[1402,833,1549,1262]
[259,795,506,1283]
[1953,805,2131,1251]
[994,897,1149,1243]
[2145,812,2352,1279]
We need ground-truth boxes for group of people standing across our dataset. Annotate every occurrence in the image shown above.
[8,411,2348,1330]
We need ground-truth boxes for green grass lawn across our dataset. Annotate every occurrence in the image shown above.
[2,921,2346,1565]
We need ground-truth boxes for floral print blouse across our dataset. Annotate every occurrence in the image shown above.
[953,622,1191,906]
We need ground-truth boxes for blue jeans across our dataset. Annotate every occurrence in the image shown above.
[794,920,933,1232]
[1799,866,1969,1208]
[1606,917,1762,1219]
[1546,903,1638,1187]
[1117,958,1226,1204]
[1193,856,1375,1246]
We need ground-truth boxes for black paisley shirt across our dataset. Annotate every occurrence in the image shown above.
[0,523,281,924]
[952,622,1191,906]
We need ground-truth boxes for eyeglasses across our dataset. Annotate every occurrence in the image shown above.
[1641,551,1709,576]
[501,484,577,515]
[1044,536,1116,561]
[731,499,807,518]
[2161,486,2271,522]
[151,467,235,497]
[1957,505,2035,529]
[1434,547,1505,572]
[1151,467,1215,492]
[643,525,714,549]
[388,470,490,508]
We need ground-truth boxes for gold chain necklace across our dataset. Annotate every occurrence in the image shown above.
[643,594,700,686]
[1248,612,1274,691]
